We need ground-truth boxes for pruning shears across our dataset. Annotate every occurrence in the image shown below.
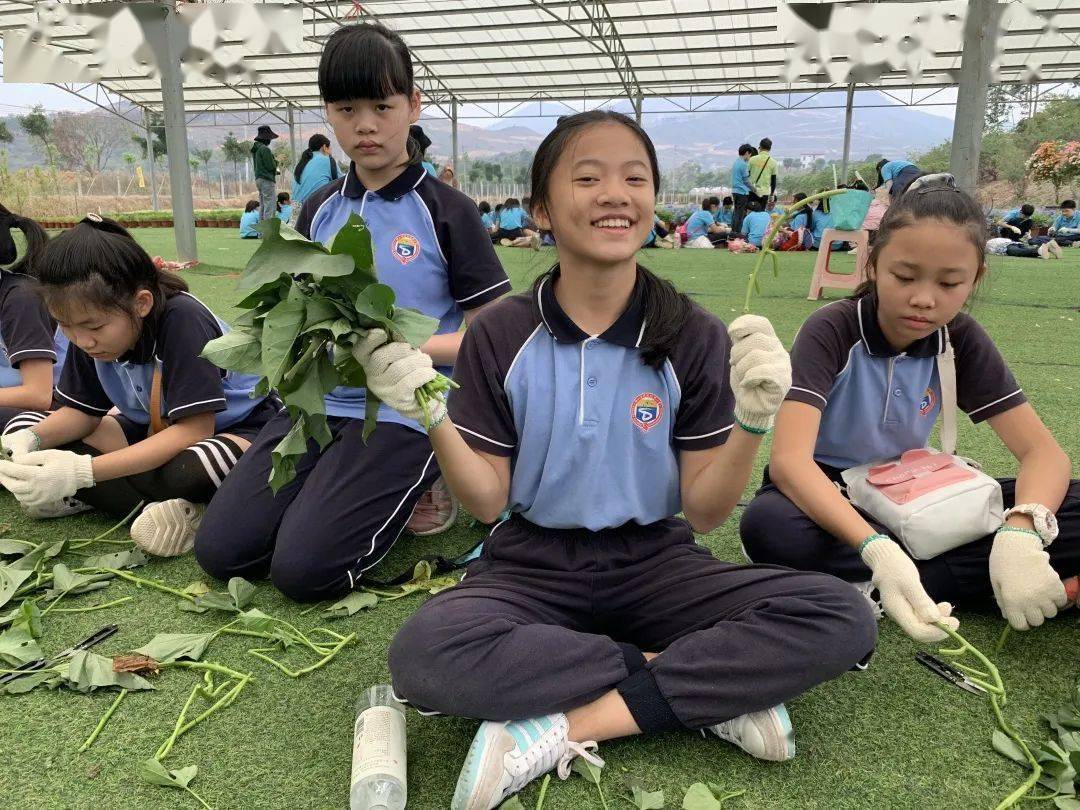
[915,651,986,695]
[0,624,118,686]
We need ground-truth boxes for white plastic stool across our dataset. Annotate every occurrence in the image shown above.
[808,228,870,300]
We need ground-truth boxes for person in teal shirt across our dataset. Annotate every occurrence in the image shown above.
[810,202,834,249]
[276,192,292,223]
[731,144,754,233]
[239,200,260,239]
[685,199,720,247]
[478,201,496,232]
[875,158,920,198]
[715,196,734,227]
[740,202,771,247]
[292,134,339,208]
[1030,199,1080,248]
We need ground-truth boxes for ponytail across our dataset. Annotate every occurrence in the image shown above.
[0,203,48,277]
[294,134,333,183]
[293,148,314,183]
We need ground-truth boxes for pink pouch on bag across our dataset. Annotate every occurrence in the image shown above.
[865,449,977,505]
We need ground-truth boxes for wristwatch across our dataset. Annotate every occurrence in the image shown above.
[1003,503,1059,546]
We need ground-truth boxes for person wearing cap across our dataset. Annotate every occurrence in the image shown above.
[411,124,437,177]
[251,125,280,221]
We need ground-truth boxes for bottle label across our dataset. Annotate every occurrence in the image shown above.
[351,706,407,787]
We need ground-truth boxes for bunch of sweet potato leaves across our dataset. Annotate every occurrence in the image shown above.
[201,216,452,492]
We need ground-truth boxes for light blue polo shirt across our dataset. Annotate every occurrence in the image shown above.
[296,162,510,430]
[715,207,734,226]
[1052,212,1080,231]
[293,153,337,204]
[498,206,526,230]
[786,295,1026,470]
[731,158,752,196]
[880,160,916,182]
[685,210,714,240]
[741,210,771,247]
[239,211,260,237]
[811,209,833,248]
[448,270,736,530]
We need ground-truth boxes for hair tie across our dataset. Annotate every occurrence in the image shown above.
[908,173,960,195]
[85,212,103,223]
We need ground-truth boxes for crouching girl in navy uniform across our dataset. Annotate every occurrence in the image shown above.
[0,204,68,432]
[0,216,275,555]
[741,177,1080,642]
[353,110,876,810]
[192,23,509,602]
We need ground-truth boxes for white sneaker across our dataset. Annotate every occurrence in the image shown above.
[852,580,884,619]
[706,704,796,762]
[451,713,603,810]
[22,497,92,519]
[130,499,204,557]
[1048,239,1064,259]
[1038,242,1051,260]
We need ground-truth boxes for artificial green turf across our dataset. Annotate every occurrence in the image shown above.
[1,230,1078,809]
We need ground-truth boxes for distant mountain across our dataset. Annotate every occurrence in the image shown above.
[0,90,954,173]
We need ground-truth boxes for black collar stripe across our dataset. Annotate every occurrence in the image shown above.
[342,162,426,201]
[856,294,945,359]
[535,268,648,348]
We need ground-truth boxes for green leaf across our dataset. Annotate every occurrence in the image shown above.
[321,591,378,619]
[0,539,35,555]
[12,600,41,638]
[327,214,378,286]
[227,577,256,610]
[0,669,61,694]
[682,784,721,810]
[392,306,440,349]
[238,218,350,291]
[137,758,199,789]
[201,330,264,375]
[236,608,280,634]
[628,786,665,809]
[8,540,65,571]
[571,756,603,785]
[132,632,215,663]
[261,297,307,387]
[497,798,526,810]
[270,417,310,493]
[81,549,150,571]
[992,730,1031,765]
[0,565,34,609]
[277,345,335,417]
[354,284,398,335]
[0,624,43,666]
[45,563,114,598]
[363,391,382,443]
[193,592,242,614]
[64,651,154,693]
[1055,796,1080,809]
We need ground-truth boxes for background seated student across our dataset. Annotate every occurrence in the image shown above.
[986,236,1063,260]
[275,192,292,222]
[715,196,735,229]
[740,200,771,248]
[772,192,814,251]
[685,198,722,248]
[1029,200,1079,247]
[478,200,496,233]
[998,203,1035,240]
[239,200,260,239]
[0,216,276,556]
[493,197,540,249]
[875,158,921,199]
[0,204,68,432]
[809,199,834,249]
[741,180,1080,643]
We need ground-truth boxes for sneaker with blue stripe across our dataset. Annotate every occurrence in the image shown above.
[451,713,603,810]
[706,703,796,762]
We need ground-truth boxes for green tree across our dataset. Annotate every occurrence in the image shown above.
[131,113,167,163]
[0,122,11,144]
[220,132,249,195]
[17,104,51,160]
[193,148,215,197]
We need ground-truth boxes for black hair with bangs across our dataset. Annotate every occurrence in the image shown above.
[35,216,187,325]
[319,23,414,105]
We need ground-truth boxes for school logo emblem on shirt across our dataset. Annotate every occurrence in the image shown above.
[392,233,421,265]
[919,387,936,416]
[630,392,664,432]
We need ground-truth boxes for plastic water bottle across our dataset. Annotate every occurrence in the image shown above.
[350,684,407,810]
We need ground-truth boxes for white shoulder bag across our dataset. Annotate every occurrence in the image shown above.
[840,328,1004,559]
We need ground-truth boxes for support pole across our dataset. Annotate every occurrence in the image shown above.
[633,91,643,125]
[287,104,297,190]
[840,82,855,182]
[145,109,158,211]
[451,98,459,176]
[949,0,1001,192]
[160,3,197,261]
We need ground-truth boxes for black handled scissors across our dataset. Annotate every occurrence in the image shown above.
[0,624,118,686]
[915,651,986,695]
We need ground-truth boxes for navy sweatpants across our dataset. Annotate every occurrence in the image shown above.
[389,515,876,732]
[741,468,1080,606]
[194,409,440,602]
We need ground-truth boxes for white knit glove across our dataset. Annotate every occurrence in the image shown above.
[861,536,959,642]
[0,428,40,461]
[989,528,1067,631]
[728,315,791,432]
[0,450,94,512]
[352,328,442,424]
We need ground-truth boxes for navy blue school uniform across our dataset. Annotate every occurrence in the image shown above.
[17,291,278,518]
[0,270,68,431]
[388,269,876,731]
[195,161,510,602]
[741,293,1080,605]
